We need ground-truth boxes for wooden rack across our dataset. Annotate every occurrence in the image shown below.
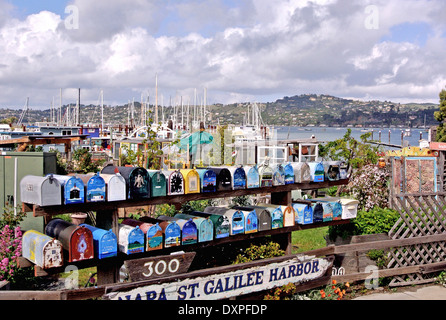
[21,179,350,285]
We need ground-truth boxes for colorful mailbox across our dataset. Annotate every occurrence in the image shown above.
[209,167,232,191]
[281,205,296,227]
[162,170,185,195]
[20,174,62,206]
[309,200,333,222]
[245,165,260,189]
[258,164,273,187]
[308,162,325,183]
[190,211,230,239]
[80,224,117,259]
[100,172,127,202]
[292,203,313,225]
[272,164,286,186]
[118,224,145,254]
[228,166,247,190]
[51,174,85,204]
[196,168,217,193]
[161,215,198,245]
[78,173,106,203]
[205,207,244,235]
[101,165,150,199]
[311,201,324,223]
[147,170,167,197]
[180,169,200,194]
[234,207,258,234]
[323,161,341,181]
[175,213,214,242]
[122,218,163,251]
[152,217,182,248]
[283,163,295,185]
[290,162,312,183]
[45,218,94,262]
[22,230,63,269]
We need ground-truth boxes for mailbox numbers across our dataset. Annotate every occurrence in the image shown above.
[142,258,180,278]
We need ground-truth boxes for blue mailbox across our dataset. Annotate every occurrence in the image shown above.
[80,224,117,259]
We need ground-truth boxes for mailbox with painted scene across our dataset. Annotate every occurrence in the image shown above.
[272,164,286,186]
[204,207,245,235]
[100,172,127,202]
[162,170,184,195]
[233,207,258,234]
[101,165,150,199]
[311,201,324,223]
[292,203,313,225]
[80,224,117,259]
[227,166,247,190]
[45,218,94,262]
[22,230,64,269]
[258,164,273,187]
[160,215,198,245]
[190,211,230,239]
[196,168,217,193]
[146,216,182,248]
[121,218,163,251]
[77,173,106,203]
[118,224,145,254]
[317,198,343,221]
[281,205,296,227]
[323,161,341,182]
[51,174,85,204]
[290,162,312,183]
[175,213,214,242]
[236,206,270,231]
[283,163,295,185]
[245,165,260,189]
[20,174,62,206]
[147,170,167,197]
[308,162,325,182]
[209,167,232,191]
[180,169,200,194]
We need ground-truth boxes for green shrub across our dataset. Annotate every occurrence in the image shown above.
[232,241,285,264]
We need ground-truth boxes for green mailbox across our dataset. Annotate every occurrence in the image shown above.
[147,170,167,197]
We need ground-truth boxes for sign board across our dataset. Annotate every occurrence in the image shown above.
[105,255,333,300]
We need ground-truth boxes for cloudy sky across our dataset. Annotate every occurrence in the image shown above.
[1,0,445,110]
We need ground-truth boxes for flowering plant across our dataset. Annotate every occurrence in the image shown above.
[307,280,350,300]
[0,224,22,282]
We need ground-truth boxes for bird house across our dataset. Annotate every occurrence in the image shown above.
[118,224,145,255]
[292,203,313,225]
[308,162,325,182]
[22,230,63,269]
[190,211,230,239]
[78,173,106,203]
[209,167,232,191]
[45,218,94,262]
[196,168,217,193]
[20,174,62,206]
[272,164,286,186]
[147,170,167,197]
[290,162,312,183]
[283,163,295,185]
[100,172,127,202]
[80,224,117,259]
[245,165,260,189]
[180,169,200,194]
[162,170,184,195]
[101,165,150,199]
[51,174,85,204]
[227,166,247,190]
[205,207,244,235]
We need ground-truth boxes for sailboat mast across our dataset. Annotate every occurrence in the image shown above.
[155,73,158,125]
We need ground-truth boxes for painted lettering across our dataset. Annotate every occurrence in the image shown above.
[177,285,188,300]
[204,280,214,295]
[269,267,279,282]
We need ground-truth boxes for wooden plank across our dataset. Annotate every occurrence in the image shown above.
[0,291,63,300]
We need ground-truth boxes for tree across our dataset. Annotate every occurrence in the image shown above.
[434,88,446,142]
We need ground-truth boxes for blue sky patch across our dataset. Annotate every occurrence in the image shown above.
[381,21,432,46]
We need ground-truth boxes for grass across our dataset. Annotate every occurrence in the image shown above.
[291,227,329,254]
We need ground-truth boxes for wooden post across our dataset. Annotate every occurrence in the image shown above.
[271,190,292,254]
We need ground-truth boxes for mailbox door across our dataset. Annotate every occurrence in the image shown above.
[64,176,85,204]
[215,169,232,191]
[196,218,213,242]
[87,175,106,202]
[258,209,272,231]
[284,164,295,185]
[149,171,167,197]
[322,202,333,222]
[246,167,260,189]
[332,202,342,221]
[101,174,126,202]
[181,220,198,245]
[282,206,295,227]
[128,168,150,199]
[127,228,145,254]
[243,211,258,234]
[232,168,246,190]
[259,167,273,187]
[146,224,163,251]
[213,215,230,239]
[272,166,285,186]
[69,227,94,262]
[231,211,245,235]
[271,207,284,229]
[312,203,323,223]
[200,170,217,193]
[42,240,64,268]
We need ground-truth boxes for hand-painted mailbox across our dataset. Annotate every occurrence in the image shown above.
[236,206,270,231]
[190,211,230,239]
[283,163,295,185]
[245,165,260,189]
[147,170,167,197]
[78,173,106,203]
[272,164,286,186]
[308,162,325,183]
[269,205,284,229]
[209,167,232,191]
[20,174,62,206]
[149,217,182,248]
[51,174,85,204]
[252,205,274,231]
[101,165,150,199]
[121,218,163,251]
[162,170,185,195]
[204,207,245,235]
[100,173,127,202]
[281,205,296,227]
[234,207,258,234]
[180,169,200,194]
[45,218,94,262]
[311,201,324,223]
[292,203,313,225]
[22,230,63,269]
[118,224,145,254]
[258,164,273,187]
[160,215,198,245]
[309,200,333,222]
[339,162,348,180]
[290,162,312,183]
[323,161,341,181]
[175,213,214,242]
[80,224,117,259]
[196,168,217,193]
[227,166,247,190]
